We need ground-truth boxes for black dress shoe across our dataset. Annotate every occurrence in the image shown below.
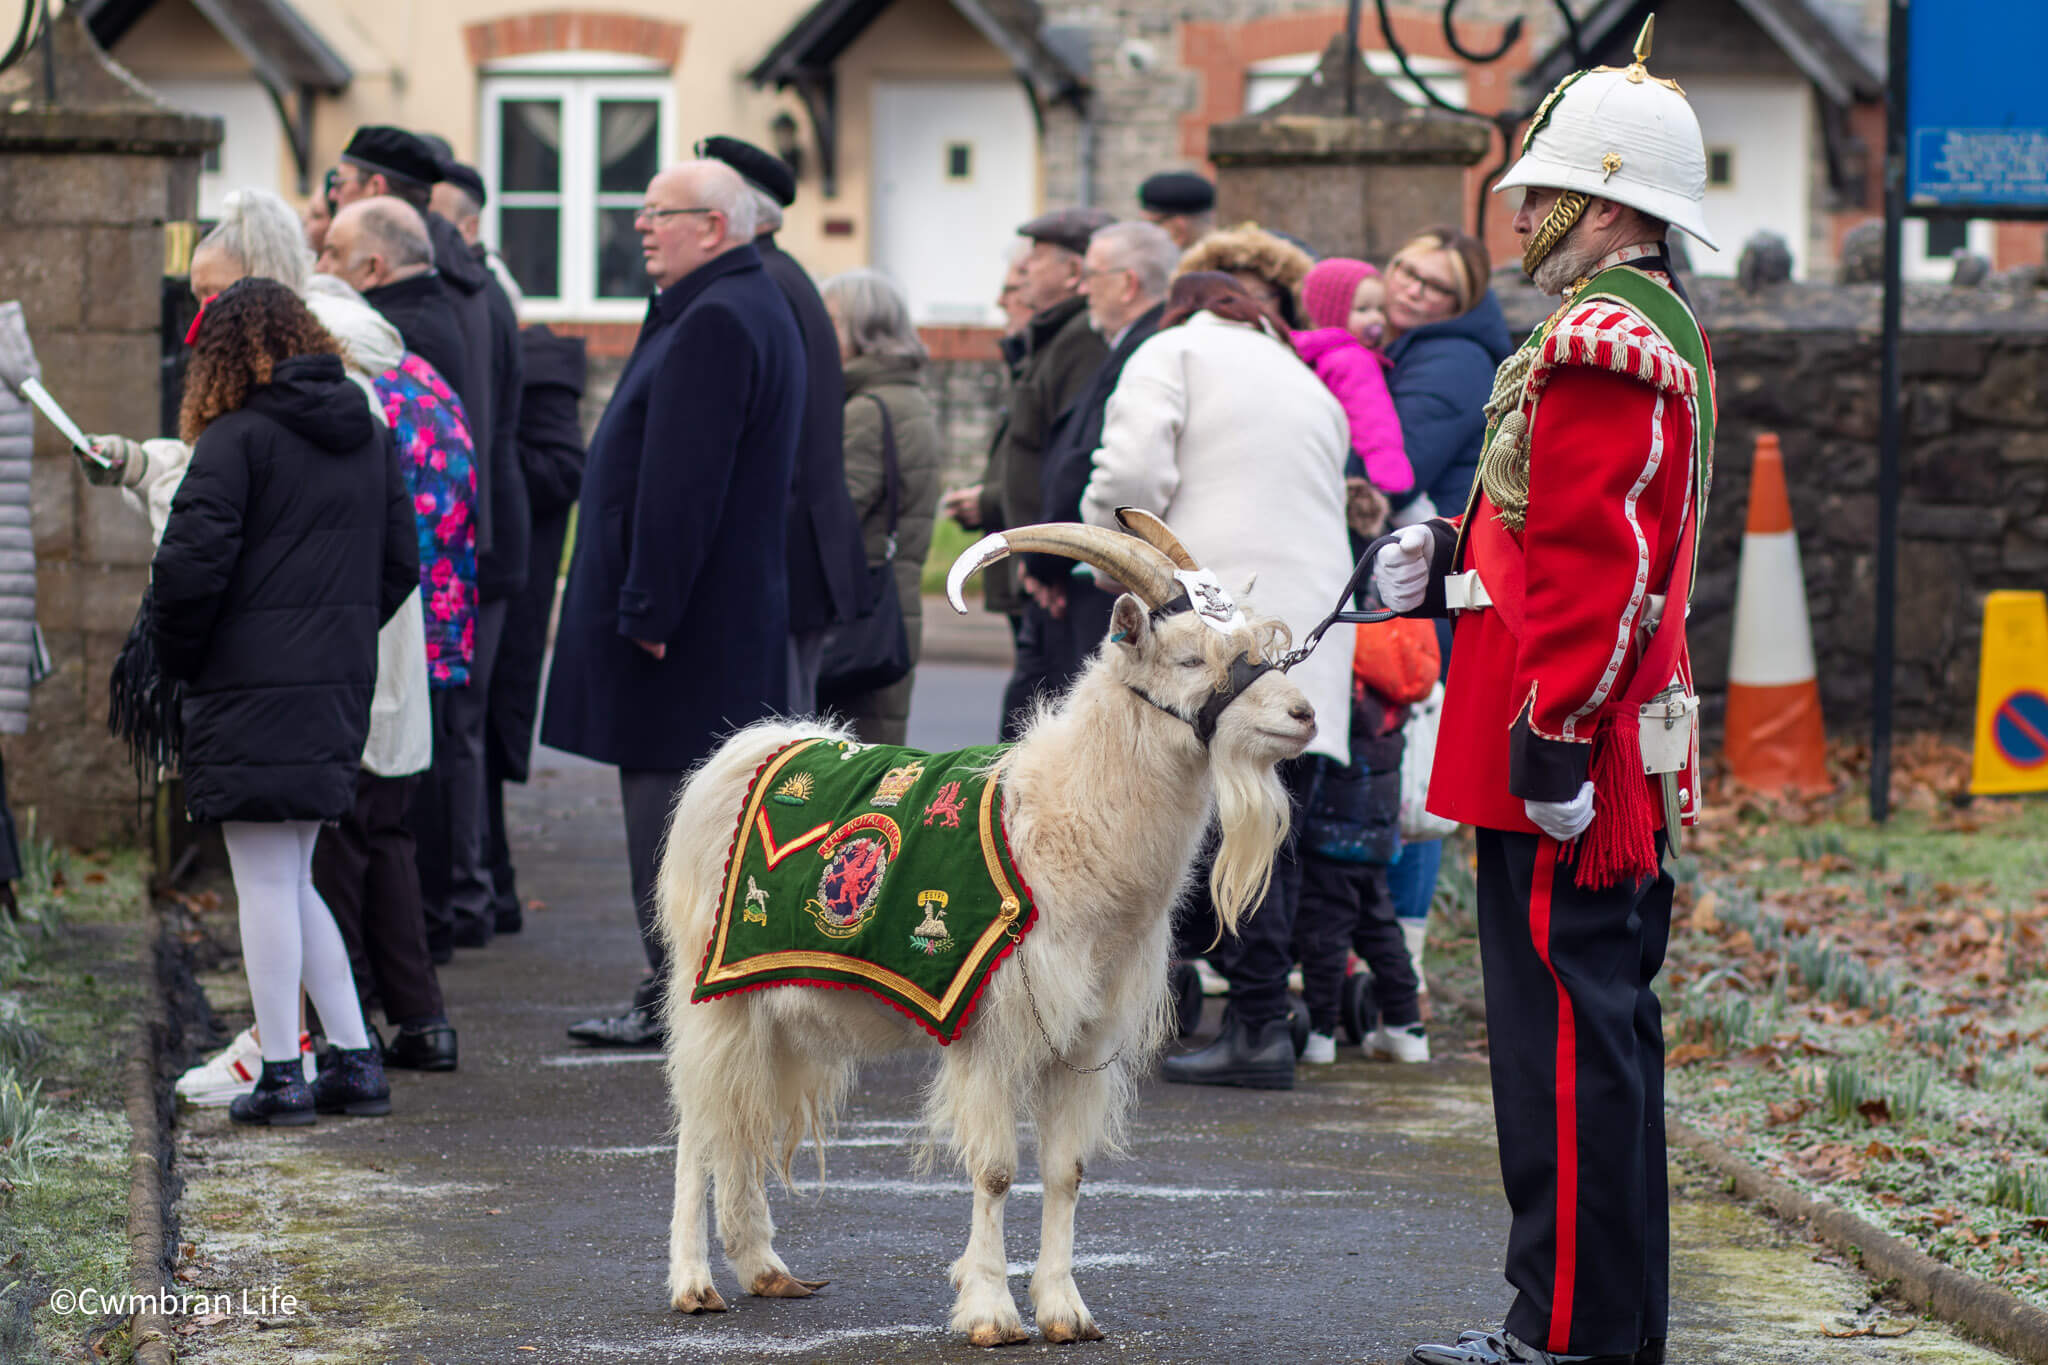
[450,919,493,949]
[1634,1339,1663,1365]
[1414,1329,1633,1365]
[1160,1010,1294,1090]
[567,1005,663,1048]
[384,1022,458,1071]
[493,906,523,934]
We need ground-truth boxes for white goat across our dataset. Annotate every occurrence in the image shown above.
[657,514,1316,1345]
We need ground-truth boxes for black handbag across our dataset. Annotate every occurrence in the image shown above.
[106,582,184,774]
[816,393,913,701]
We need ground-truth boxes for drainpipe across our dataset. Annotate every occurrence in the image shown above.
[1074,91,1097,208]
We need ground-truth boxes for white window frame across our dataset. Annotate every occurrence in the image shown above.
[479,68,675,322]
[1244,51,1468,115]
[1902,216,1994,283]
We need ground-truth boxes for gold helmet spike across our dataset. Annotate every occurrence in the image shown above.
[1595,12,1684,94]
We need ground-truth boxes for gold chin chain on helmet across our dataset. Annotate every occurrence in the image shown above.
[1522,190,1589,276]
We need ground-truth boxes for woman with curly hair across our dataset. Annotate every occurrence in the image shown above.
[1173,222,1315,328]
[153,277,420,1126]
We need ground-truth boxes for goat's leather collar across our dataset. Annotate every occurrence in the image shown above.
[1127,652,1276,747]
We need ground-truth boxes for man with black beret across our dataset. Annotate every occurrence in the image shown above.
[1138,171,1216,249]
[335,125,528,958]
[430,161,525,307]
[696,135,868,718]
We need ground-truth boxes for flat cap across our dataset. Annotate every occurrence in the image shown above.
[697,135,796,207]
[1138,171,1215,216]
[342,126,441,188]
[1017,206,1117,256]
[438,159,487,208]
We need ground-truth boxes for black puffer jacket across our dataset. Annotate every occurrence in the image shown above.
[152,354,418,823]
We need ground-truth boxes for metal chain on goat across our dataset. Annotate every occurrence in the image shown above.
[1009,932,1127,1076]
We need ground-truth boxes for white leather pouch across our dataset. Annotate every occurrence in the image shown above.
[1639,684,1698,776]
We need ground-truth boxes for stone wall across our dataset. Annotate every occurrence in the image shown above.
[1,16,217,845]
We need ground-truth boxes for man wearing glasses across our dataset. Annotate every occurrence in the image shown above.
[543,160,807,1048]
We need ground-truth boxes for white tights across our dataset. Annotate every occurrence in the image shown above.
[221,821,369,1062]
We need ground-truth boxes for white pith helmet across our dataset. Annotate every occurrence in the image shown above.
[1494,15,1718,252]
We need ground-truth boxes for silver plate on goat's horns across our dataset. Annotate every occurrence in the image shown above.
[1175,569,1245,634]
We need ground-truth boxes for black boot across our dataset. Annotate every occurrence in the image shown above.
[229,1059,316,1127]
[1160,1010,1295,1090]
[312,1045,393,1116]
[384,1021,458,1071]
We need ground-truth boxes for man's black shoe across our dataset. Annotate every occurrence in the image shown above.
[1413,1329,1634,1365]
[567,1005,664,1048]
[1634,1340,1663,1365]
[1160,1010,1294,1090]
[494,907,523,934]
[384,1023,459,1071]
[427,933,453,965]
[451,919,493,949]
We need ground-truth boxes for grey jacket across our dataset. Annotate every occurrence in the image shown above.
[842,354,942,664]
[0,387,34,732]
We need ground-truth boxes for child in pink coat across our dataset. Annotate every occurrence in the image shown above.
[1293,258,1414,503]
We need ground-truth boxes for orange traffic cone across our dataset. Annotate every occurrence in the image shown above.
[1723,433,1831,794]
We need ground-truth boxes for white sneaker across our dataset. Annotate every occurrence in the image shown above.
[1301,1031,1337,1065]
[1364,1022,1430,1064]
[175,1028,314,1106]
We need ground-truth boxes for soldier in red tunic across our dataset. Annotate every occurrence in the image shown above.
[1380,21,1718,1365]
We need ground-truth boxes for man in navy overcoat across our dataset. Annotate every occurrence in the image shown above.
[542,159,806,1045]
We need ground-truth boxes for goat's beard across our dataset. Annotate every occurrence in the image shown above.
[1531,221,1610,296]
[1204,751,1292,941]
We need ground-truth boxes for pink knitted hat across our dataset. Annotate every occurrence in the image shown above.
[1300,258,1379,331]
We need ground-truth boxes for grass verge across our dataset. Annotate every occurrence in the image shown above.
[1661,738,2048,1307]
[0,827,152,1364]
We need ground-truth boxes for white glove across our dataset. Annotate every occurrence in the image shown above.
[1372,524,1435,612]
[1525,781,1596,842]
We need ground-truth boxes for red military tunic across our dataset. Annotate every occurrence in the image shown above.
[1420,254,1711,872]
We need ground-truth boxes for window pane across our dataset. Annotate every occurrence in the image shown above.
[500,100,562,194]
[500,207,561,298]
[597,100,661,195]
[1926,218,1968,258]
[595,207,646,299]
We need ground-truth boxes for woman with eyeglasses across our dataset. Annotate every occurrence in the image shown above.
[1380,228,1513,526]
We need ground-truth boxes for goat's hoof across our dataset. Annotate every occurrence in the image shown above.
[672,1285,728,1314]
[966,1322,1031,1348]
[750,1270,827,1298]
[1040,1317,1105,1344]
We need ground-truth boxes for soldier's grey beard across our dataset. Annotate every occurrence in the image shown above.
[1532,229,1608,295]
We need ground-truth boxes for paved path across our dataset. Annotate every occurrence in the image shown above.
[169,665,2015,1364]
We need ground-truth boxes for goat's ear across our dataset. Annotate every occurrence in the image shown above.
[1108,594,1149,653]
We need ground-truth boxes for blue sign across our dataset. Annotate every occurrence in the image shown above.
[1906,1,2048,212]
[1992,690,2048,770]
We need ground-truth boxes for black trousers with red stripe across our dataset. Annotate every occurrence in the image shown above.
[1475,827,1672,1360]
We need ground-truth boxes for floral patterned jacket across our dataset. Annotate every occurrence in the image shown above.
[375,353,478,688]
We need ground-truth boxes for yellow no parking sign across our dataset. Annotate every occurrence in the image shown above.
[1971,591,2048,796]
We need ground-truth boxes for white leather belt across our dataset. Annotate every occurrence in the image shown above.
[1445,571,1669,630]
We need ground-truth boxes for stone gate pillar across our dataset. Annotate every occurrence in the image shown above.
[1207,35,1490,262]
[0,12,218,845]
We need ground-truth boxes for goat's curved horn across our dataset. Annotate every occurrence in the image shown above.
[945,523,1182,615]
[1113,507,1198,571]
